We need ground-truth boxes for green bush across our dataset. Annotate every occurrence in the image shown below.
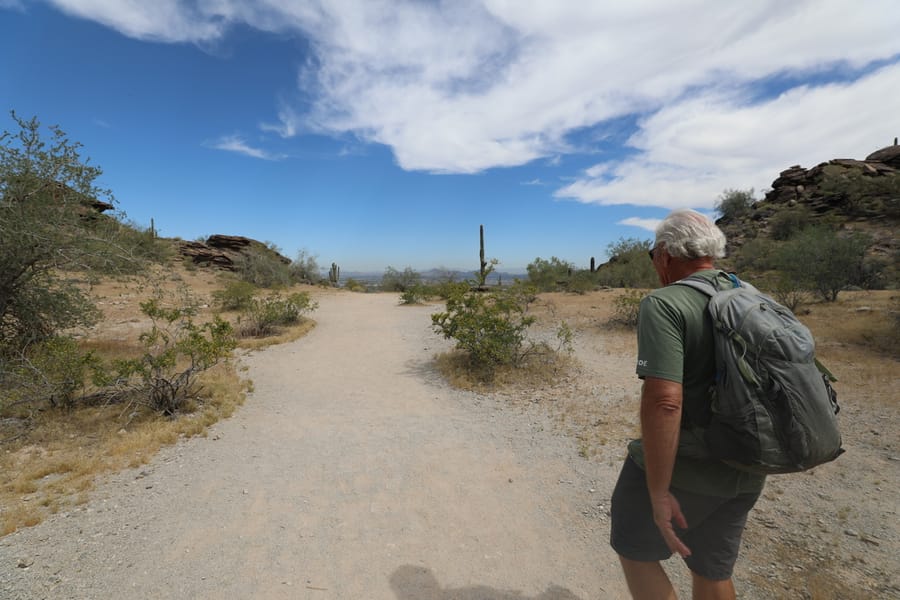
[0,336,102,412]
[769,207,811,241]
[715,188,755,221]
[238,292,317,337]
[526,256,574,292]
[110,299,236,415]
[769,275,811,313]
[212,280,257,311]
[399,285,429,305]
[290,249,321,284]
[774,226,873,302]
[611,290,646,328]
[1,113,116,353]
[431,283,537,377]
[343,278,368,292]
[595,238,658,288]
[381,266,421,292]
[733,237,779,273]
[235,247,293,288]
[567,269,598,294]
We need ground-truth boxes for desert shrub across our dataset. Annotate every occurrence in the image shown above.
[611,290,646,328]
[595,238,658,289]
[290,249,321,284]
[426,280,468,300]
[567,269,598,294]
[109,299,236,415]
[399,285,429,305]
[819,166,900,219]
[715,188,755,221]
[774,226,873,302]
[0,113,121,354]
[381,266,421,292]
[769,275,812,313]
[769,207,811,241]
[238,292,317,338]
[212,280,257,311]
[733,237,778,273]
[0,336,102,412]
[526,256,574,292]
[234,247,292,288]
[343,278,368,292]
[431,283,538,378]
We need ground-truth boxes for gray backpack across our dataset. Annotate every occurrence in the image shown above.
[677,272,844,474]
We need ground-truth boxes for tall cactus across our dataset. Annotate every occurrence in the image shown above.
[479,224,487,284]
[590,256,595,273]
[329,262,340,286]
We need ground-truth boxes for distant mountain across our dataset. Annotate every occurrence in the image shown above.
[342,268,527,286]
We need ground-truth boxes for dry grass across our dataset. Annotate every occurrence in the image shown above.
[237,319,316,351]
[0,362,250,536]
[433,346,575,391]
[0,262,318,537]
[800,290,899,410]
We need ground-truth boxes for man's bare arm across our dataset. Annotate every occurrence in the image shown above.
[640,376,691,557]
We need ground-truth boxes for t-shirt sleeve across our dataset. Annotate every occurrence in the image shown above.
[635,294,684,383]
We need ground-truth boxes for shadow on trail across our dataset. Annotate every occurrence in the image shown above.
[390,565,582,600]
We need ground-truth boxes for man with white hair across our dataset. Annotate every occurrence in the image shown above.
[610,209,766,600]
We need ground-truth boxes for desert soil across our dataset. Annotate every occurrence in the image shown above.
[1,288,898,599]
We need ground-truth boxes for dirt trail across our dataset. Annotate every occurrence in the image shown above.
[0,292,629,599]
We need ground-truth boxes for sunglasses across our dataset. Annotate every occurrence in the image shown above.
[648,245,660,260]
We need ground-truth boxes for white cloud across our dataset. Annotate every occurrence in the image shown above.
[206,135,282,160]
[618,217,661,233]
[42,1,900,200]
[47,0,226,42]
[556,62,900,209]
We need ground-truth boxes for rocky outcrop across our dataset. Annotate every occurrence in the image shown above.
[715,141,899,281]
[178,240,236,269]
[866,139,900,168]
[178,235,291,270]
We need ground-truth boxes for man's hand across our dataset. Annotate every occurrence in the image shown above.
[651,491,691,558]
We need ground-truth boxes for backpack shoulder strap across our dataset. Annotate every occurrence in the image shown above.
[674,271,741,297]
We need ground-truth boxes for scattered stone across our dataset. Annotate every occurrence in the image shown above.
[860,534,881,546]
[16,558,33,569]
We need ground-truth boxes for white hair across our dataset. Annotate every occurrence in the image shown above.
[655,209,726,259]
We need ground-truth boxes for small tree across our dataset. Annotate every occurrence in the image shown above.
[290,249,321,283]
[381,266,421,292]
[715,188,755,221]
[0,113,112,353]
[774,226,872,302]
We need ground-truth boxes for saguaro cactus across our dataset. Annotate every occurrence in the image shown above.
[329,262,340,286]
[590,257,595,273]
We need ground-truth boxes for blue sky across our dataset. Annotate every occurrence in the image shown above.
[2,1,899,273]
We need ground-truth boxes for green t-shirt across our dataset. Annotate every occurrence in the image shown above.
[628,269,766,497]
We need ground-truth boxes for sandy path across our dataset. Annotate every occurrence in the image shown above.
[1,292,627,599]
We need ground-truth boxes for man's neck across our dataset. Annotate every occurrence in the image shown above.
[668,258,716,283]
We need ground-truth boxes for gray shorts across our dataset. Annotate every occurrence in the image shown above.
[609,456,759,581]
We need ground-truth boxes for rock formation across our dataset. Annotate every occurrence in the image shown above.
[715,141,899,276]
[178,235,291,270]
